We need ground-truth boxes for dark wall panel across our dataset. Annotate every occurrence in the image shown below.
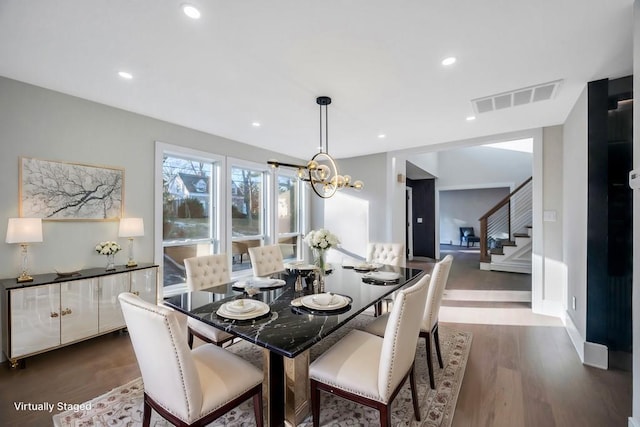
[407,178,435,258]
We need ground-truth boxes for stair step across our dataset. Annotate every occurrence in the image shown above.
[501,241,516,246]
[490,248,503,255]
[513,233,530,238]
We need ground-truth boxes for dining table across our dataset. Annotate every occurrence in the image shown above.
[164,263,425,427]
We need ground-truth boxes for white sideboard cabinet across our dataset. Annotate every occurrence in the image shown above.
[1,263,158,368]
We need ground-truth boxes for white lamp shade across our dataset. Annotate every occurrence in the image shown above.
[6,218,43,244]
[119,218,144,237]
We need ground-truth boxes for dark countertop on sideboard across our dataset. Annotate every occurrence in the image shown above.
[1,263,158,290]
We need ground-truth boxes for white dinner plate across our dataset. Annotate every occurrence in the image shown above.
[363,271,401,282]
[224,299,257,313]
[216,300,270,320]
[233,277,286,289]
[300,294,350,311]
[353,262,383,271]
[285,263,318,271]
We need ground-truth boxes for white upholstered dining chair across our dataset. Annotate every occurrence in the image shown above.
[367,242,405,315]
[248,244,285,277]
[118,292,264,427]
[364,254,453,389]
[309,273,430,426]
[366,242,406,267]
[184,254,234,348]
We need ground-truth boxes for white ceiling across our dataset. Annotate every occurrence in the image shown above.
[0,0,634,159]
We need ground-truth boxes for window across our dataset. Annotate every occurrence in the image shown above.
[229,161,269,274]
[277,173,302,262]
[156,143,223,294]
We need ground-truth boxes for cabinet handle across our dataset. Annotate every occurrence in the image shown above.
[61,308,72,316]
[50,312,59,318]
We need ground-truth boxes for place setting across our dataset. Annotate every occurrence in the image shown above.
[232,276,286,291]
[361,270,402,285]
[290,292,352,315]
[216,298,271,321]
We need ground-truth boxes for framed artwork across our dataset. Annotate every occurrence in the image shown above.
[19,157,124,221]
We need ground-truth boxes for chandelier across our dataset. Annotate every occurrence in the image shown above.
[268,96,364,198]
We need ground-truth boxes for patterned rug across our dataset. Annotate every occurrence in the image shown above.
[53,316,471,427]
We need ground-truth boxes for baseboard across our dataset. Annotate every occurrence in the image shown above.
[563,313,609,370]
[584,341,608,369]
[629,417,640,427]
[564,313,585,362]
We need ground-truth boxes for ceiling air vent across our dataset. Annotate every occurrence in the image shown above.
[471,79,562,114]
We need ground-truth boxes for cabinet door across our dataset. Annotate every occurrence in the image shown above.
[10,284,61,358]
[60,279,99,344]
[98,273,129,332]
[130,267,158,304]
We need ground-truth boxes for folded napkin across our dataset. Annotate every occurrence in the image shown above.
[233,277,286,288]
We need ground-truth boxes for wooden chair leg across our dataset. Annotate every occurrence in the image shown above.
[143,396,152,427]
[380,404,391,427]
[410,364,421,421]
[424,333,435,389]
[311,379,320,427]
[433,323,444,368]
[253,389,264,427]
[187,331,194,349]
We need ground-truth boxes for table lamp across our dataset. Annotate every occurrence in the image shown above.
[6,218,43,282]
[119,217,144,267]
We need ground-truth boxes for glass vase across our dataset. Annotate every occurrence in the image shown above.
[105,254,116,271]
[313,248,326,293]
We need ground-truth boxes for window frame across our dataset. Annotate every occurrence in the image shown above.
[155,142,225,296]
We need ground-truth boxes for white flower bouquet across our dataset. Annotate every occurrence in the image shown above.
[304,229,340,251]
[95,241,122,255]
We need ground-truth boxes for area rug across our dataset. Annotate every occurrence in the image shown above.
[53,316,471,427]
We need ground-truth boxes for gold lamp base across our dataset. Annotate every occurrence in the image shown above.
[17,273,34,283]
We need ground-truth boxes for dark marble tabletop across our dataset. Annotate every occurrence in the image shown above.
[164,265,424,358]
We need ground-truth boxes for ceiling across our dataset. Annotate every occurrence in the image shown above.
[0,1,634,159]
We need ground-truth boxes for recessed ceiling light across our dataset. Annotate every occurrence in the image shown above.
[182,4,201,19]
[118,71,133,80]
[441,57,457,66]
[378,134,386,139]
[252,122,261,127]
[466,115,476,121]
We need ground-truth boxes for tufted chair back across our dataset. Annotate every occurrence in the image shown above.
[421,255,453,331]
[184,254,230,292]
[248,244,285,277]
[378,273,429,400]
[119,292,203,423]
[366,242,405,267]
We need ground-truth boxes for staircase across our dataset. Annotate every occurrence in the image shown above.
[479,177,532,274]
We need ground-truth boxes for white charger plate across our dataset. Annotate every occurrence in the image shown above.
[233,277,286,289]
[363,271,401,281]
[300,294,350,311]
[217,300,270,320]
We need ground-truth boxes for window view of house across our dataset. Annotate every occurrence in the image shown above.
[277,174,300,261]
[162,155,216,287]
[231,165,264,272]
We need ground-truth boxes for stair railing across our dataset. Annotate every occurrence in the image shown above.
[478,177,532,263]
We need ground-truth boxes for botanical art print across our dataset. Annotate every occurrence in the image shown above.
[20,157,124,220]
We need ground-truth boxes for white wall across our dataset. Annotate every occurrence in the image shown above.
[439,187,509,245]
[562,86,588,345]
[0,77,302,362]
[542,126,565,307]
[436,145,532,190]
[315,153,388,258]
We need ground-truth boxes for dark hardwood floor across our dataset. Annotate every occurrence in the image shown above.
[0,249,631,426]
